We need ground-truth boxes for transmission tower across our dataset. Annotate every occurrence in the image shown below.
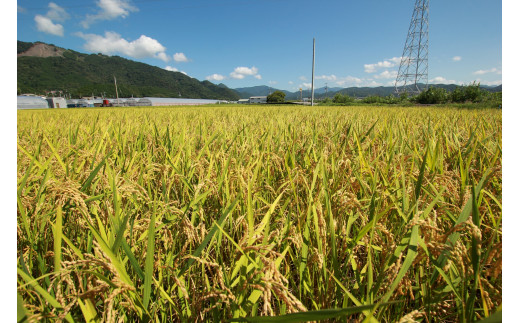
[395,0,429,95]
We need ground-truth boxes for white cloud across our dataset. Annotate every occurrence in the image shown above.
[165,66,178,72]
[230,66,260,79]
[47,2,70,22]
[300,83,312,89]
[473,68,501,75]
[452,56,462,62]
[173,52,189,63]
[299,76,307,81]
[156,52,170,62]
[364,57,401,73]
[288,81,294,85]
[34,2,70,36]
[82,0,138,28]
[206,74,226,81]
[335,76,364,87]
[76,31,169,62]
[315,74,337,81]
[268,81,277,85]
[254,74,262,80]
[430,76,458,84]
[35,15,64,36]
[374,70,398,79]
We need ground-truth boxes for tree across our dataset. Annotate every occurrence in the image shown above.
[414,87,448,104]
[449,82,488,103]
[332,93,354,104]
[267,90,286,103]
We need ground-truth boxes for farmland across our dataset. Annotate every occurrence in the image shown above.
[17,105,502,322]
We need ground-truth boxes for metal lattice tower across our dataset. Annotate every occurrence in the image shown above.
[395,0,429,95]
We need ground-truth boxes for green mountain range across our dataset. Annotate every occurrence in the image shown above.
[17,41,240,100]
[234,84,502,101]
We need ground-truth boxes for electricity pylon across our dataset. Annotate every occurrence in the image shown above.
[395,0,429,95]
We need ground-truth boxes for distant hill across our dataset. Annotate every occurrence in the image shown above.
[234,86,292,99]
[313,86,343,95]
[234,85,340,100]
[17,41,239,100]
[236,83,502,101]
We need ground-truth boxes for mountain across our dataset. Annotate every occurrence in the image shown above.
[236,83,502,101]
[234,86,340,100]
[313,86,343,95]
[233,86,292,99]
[481,84,502,92]
[17,41,240,100]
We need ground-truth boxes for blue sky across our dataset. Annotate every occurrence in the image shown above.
[17,0,502,91]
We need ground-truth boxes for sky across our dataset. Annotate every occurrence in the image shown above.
[16,0,503,91]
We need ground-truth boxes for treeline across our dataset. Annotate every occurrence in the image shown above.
[322,82,501,108]
[17,41,240,100]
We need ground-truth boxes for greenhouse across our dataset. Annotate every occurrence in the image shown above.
[124,98,138,106]
[17,96,49,109]
[137,98,152,106]
[143,97,221,106]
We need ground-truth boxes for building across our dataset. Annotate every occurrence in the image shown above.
[17,96,49,109]
[66,99,80,108]
[46,97,67,108]
[249,96,267,104]
[89,99,104,107]
[238,99,250,104]
[77,99,89,107]
[139,97,222,106]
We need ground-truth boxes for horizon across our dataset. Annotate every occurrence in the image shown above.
[17,0,502,91]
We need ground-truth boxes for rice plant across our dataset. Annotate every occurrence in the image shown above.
[17,105,501,322]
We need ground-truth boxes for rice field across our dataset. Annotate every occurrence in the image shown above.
[17,105,502,322]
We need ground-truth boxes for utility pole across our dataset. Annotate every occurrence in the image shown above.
[114,75,120,105]
[311,38,315,106]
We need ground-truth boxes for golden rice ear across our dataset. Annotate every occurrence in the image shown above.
[17,105,502,322]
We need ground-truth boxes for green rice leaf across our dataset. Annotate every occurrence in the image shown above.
[17,291,30,323]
